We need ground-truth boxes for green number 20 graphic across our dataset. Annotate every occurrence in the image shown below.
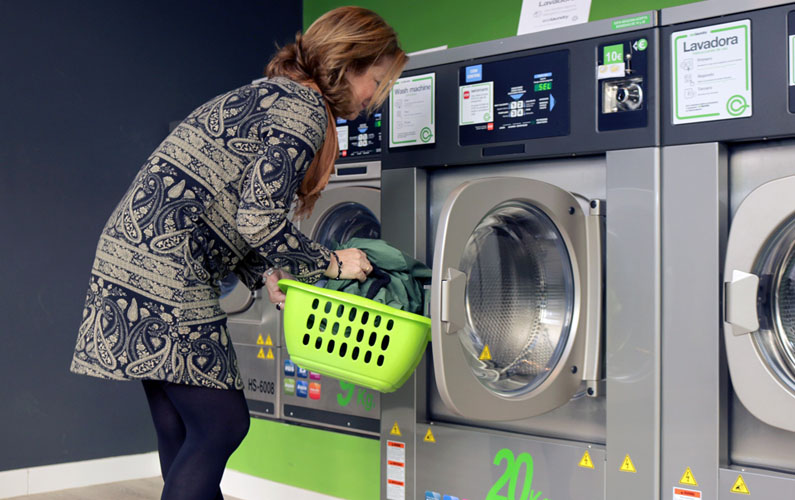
[486,448,549,500]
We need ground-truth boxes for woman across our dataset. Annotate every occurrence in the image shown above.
[70,7,406,500]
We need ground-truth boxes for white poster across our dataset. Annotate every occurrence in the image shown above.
[459,82,494,125]
[389,73,435,148]
[336,122,348,151]
[517,0,592,35]
[672,19,752,124]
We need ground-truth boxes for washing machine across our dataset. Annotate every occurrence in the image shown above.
[380,13,662,500]
[278,112,384,436]
[660,1,795,498]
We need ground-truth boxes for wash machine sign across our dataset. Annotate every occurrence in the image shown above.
[672,19,752,124]
[486,448,549,500]
[459,81,494,125]
[466,64,483,83]
[389,72,435,147]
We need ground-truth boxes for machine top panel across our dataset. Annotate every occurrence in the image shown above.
[661,3,795,145]
[404,11,659,71]
[661,0,794,26]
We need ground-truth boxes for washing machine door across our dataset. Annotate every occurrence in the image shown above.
[219,272,255,314]
[301,186,381,246]
[431,177,602,421]
[724,176,795,432]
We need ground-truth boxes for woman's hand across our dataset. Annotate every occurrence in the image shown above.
[263,268,294,309]
[325,248,372,282]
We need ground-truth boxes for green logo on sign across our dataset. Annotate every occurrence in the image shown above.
[420,127,433,143]
[726,95,749,116]
[635,38,648,51]
[604,44,624,65]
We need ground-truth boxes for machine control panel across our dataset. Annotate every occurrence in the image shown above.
[458,50,570,146]
[337,111,382,160]
[597,37,649,131]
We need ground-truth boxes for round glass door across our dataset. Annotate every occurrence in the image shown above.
[313,202,380,248]
[458,200,575,396]
[755,217,795,391]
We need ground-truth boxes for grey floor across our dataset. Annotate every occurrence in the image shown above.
[6,477,245,500]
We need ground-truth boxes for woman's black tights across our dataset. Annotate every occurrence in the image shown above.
[142,380,250,500]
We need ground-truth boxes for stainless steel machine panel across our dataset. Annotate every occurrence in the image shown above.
[414,423,605,500]
[279,346,380,436]
[235,342,280,419]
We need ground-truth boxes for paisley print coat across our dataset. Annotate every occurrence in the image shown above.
[70,77,332,389]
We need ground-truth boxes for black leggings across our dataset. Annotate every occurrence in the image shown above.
[142,380,250,500]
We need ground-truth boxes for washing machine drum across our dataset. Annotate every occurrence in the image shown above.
[459,201,575,396]
[313,201,380,248]
[432,177,601,421]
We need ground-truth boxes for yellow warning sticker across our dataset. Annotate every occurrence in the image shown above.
[620,454,637,473]
[679,467,698,486]
[390,422,402,436]
[479,345,492,361]
[265,334,273,346]
[731,475,750,495]
[266,348,274,360]
[424,428,436,443]
[256,334,265,345]
[257,348,266,359]
[578,450,595,469]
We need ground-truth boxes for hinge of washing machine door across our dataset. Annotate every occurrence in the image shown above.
[589,199,604,217]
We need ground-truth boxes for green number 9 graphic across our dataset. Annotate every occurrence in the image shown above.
[337,381,355,406]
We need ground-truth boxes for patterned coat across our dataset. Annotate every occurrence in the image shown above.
[70,77,332,390]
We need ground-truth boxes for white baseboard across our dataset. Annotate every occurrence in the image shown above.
[221,469,344,500]
[0,454,344,500]
[0,452,160,499]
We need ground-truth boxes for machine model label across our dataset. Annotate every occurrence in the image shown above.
[337,112,382,158]
[458,51,570,146]
[487,448,549,500]
[386,441,406,500]
[517,0,591,35]
[672,19,752,124]
[673,487,702,499]
[389,73,435,148]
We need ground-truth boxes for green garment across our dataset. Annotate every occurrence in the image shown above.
[323,238,431,315]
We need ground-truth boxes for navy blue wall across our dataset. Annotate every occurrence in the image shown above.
[0,1,301,470]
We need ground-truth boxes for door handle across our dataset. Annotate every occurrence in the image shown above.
[724,270,760,335]
[440,268,466,335]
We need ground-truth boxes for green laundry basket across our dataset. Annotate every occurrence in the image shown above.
[278,279,431,393]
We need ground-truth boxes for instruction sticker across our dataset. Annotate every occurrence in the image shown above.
[459,82,493,125]
[672,19,752,124]
[389,73,435,147]
[674,487,702,499]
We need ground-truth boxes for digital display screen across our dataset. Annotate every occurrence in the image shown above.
[336,112,382,159]
[458,50,569,146]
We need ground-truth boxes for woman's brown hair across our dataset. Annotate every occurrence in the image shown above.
[266,6,407,218]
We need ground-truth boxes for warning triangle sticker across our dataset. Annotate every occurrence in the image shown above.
[620,454,637,473]
[479,345,492,361]
[390,422,401,436]
[256,334,265,345]
[266,348,274,360]
[257,348,266,359]
[679,467,698,486]
[424,428,436,443]
[731,475,750,495]
[578,450,595,469]
[265,334,273,346]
